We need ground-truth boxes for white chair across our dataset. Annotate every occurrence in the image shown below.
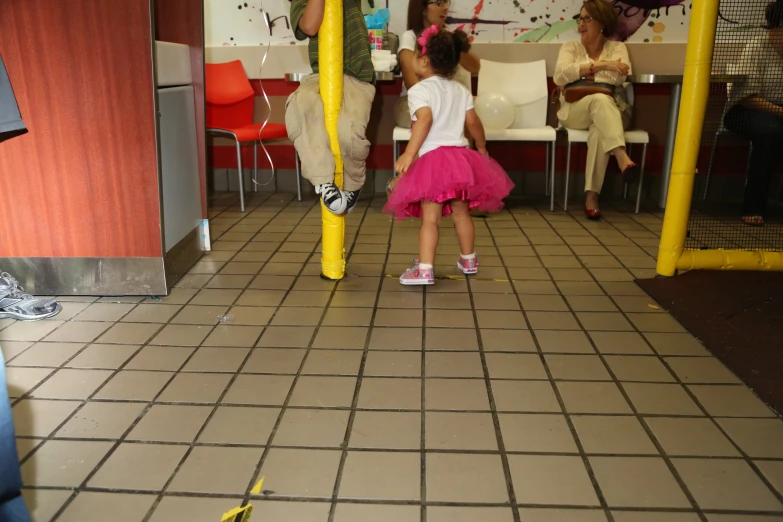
[393,60,557,210]
[703,64,752,201]
[559,83,648,213]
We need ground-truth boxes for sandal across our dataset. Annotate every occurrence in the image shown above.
[742,216,764,227]
[0,272,62,321]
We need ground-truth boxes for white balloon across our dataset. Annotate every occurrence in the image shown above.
[474,92,515,130]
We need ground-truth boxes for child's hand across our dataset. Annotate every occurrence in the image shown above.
[395,153,415,175]
[386,175,399,194]
[477,145,489,157]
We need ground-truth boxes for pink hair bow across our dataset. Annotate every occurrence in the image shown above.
[417,25,440,56]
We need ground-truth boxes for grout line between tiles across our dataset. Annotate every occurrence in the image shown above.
[531,208,715,520]
[489,210,616,522]
[542,210,783,507]
[8,194,783,519]
[462,236,522,522]
[320,199,386,521]
[39,192,285,521]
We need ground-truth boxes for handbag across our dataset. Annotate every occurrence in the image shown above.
[563,79,615,104]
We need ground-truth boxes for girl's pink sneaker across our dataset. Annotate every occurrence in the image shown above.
[400,261,435,286]
[457,255,478,275]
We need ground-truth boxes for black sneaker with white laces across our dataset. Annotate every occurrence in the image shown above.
[315,183,347,214]
[345,189,361,214]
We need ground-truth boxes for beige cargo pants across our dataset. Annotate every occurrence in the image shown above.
[559,94,631,194]
[285,73,376,192]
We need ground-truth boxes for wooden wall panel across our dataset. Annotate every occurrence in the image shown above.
[0,0,161,258]
[155,0,208,218]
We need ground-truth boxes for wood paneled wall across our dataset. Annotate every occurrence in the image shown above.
[0,0,161,258]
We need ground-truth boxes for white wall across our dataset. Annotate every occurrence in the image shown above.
[205,0,693,48]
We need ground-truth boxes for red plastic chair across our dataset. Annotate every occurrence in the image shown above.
[206,60,301,211]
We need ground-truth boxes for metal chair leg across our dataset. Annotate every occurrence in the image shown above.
[253,142,259,193]
[295,150,302,202]
[636,143,647,214]
[703,132,720,200]
[624,144,633,200]
[545,142,551,198]
[550,140,556,211]
[393,140,399,162]
[235,140,245,212]
[564,142,572,211]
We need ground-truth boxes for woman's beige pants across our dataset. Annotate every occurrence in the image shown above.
[560,94,631,194]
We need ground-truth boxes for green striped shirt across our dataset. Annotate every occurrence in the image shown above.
[290,0,376,84]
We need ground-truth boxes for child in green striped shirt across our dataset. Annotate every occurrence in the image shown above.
[286,0,377,215]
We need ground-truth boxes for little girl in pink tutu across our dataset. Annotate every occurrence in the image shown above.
[384,26,515,286]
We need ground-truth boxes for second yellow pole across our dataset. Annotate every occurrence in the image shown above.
[656,0,719,277]
[319,0,346,280]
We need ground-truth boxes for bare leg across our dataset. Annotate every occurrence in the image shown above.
[419,201,443,265]
[450,200,475,256]
[585,190,600,211]
[611,146,634,172]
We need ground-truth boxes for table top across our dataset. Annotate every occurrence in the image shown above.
[630,73,746,84]
[285,71,396,82]
[284,71,743,84]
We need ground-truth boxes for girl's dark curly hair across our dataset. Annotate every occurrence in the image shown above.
[418,28,471,78]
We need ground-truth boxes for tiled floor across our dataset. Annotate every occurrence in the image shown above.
[3,192,783,522]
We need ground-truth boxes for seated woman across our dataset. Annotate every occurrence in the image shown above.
[553,0,637,220]
[395,0,481,130]
[723,0,783,226]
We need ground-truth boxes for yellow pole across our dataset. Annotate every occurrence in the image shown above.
[676,250,783,271]
[655,0,719,277]
[319,0,346,280]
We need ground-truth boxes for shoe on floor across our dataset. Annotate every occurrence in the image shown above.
[457,255,478,275]
[345,189,361,214]
[400,260,434,286]
[0,272,62,321]
[315,183,347,215]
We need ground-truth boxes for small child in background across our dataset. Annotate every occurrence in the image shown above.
[384,26,514,286]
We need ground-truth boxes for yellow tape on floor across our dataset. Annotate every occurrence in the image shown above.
[220,478,265,522]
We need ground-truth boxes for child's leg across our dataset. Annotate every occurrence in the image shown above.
[464,127,488,218]
[419,201,443,266]
[339,75,376,193]
[450,200,475,256]
[284,74,335,188]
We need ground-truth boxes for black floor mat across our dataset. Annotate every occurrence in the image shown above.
[637,271,783,415]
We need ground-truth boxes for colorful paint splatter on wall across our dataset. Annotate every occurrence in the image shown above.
[447,0,690,43]
[204,0,691,47]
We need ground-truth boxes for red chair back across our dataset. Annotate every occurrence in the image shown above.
[205,60,255,130]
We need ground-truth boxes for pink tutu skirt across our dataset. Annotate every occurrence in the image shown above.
[384,146,515,220]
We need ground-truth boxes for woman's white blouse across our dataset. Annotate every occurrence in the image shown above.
[553,40,632,121]
[730,35,783,107]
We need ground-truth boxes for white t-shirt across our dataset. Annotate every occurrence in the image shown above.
[399,29,472,96]
[408,76,473,157]
[730,35,783,107]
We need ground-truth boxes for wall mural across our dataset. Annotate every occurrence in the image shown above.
[204,0,692,47]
